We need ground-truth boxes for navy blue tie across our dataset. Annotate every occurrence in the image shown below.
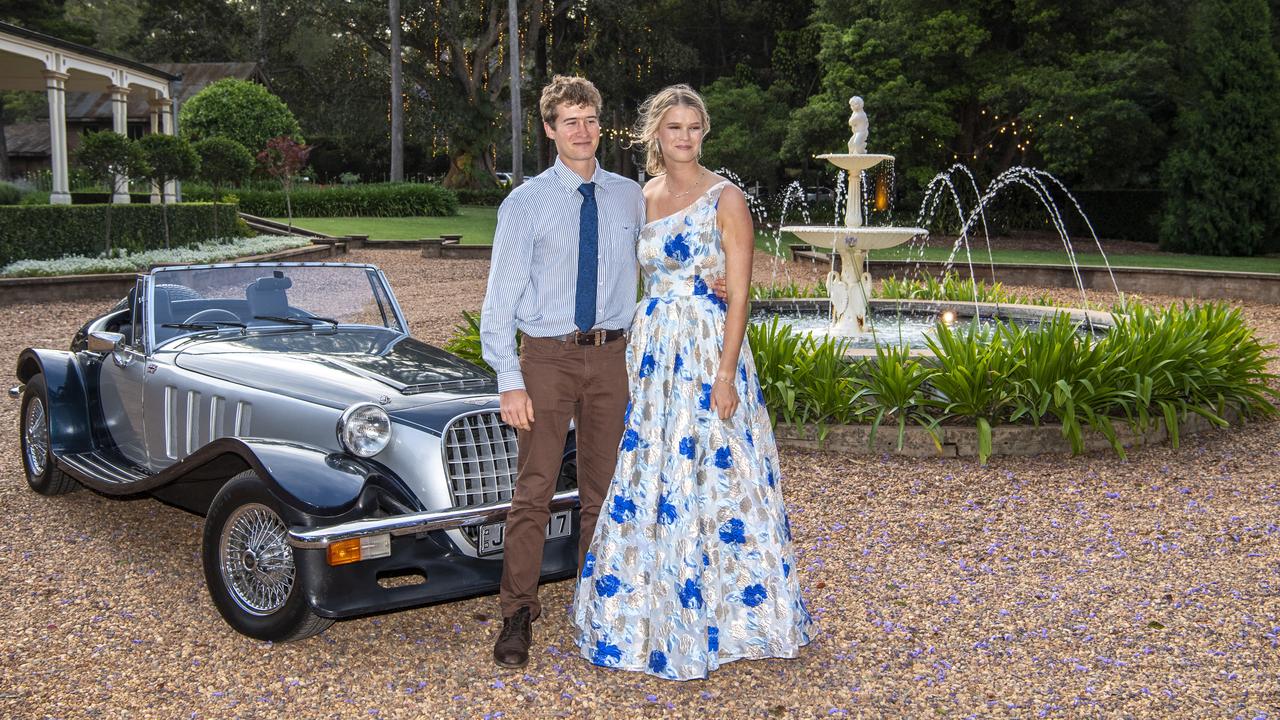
[575,182,598,333]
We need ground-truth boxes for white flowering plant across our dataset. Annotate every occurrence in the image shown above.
[0,236,313,277]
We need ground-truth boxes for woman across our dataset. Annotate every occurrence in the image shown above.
[571,84,811,680]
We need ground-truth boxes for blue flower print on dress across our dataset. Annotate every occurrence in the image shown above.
[657,494,678,525]
[620,428,640,452]
[623,401,632,425]
[663,233,691,261]
[592,640,623,666]
[595,574,621,597]
[742,583,768,607]
[693,275,709,296]
[714,446,733,469]
[571,180,811,680]
[719,518,746,544]
[648,650,668,674]
[677,579,703,609]
[610,494,637,523]
[638,352,656,379]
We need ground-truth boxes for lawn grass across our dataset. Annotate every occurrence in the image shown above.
[268,207,497,245]
[273,208,1280,274]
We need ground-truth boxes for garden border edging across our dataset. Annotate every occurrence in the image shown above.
[775,410,1236,458]
[0,241,346,305]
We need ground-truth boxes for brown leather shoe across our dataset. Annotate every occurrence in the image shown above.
[493,606,532,669]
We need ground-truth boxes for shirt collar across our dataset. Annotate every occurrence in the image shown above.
[551,155,604,193]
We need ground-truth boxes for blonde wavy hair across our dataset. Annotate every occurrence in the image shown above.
[631,84,710,175]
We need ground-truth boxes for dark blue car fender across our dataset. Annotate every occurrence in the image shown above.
[15,348,93,456]
[141,438,424,524]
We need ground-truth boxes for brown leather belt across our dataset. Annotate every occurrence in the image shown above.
[547,328,626,346]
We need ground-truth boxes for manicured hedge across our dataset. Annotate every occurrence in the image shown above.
[184,182,459,217]
[453,187,510,207]
[0,203,244,266]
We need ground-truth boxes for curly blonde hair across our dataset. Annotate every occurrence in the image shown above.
[539,75,603,124]
[632,84,711,175]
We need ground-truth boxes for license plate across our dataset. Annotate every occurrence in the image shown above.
[478,510,572,556]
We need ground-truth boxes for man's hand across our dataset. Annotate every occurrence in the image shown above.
[710,276,729,300]
[500,389,535,431]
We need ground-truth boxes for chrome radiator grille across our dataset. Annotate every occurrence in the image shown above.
[443,411,518,510]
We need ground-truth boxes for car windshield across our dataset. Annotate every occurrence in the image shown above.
[149,264,403,347]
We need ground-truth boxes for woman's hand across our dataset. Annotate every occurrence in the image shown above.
[710,376,738,420]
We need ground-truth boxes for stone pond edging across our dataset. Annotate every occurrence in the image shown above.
[789,249,1280,304]
[775,410,1233,458]
[0,241,346,305]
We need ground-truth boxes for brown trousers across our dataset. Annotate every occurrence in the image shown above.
[498,335,629,620]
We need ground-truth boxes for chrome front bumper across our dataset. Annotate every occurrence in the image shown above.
[8,385,21,400]
[287,488,580,549]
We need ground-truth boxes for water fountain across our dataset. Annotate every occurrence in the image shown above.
[780,96,927,335]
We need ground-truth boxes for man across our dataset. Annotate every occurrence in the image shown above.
[480,75,642,669]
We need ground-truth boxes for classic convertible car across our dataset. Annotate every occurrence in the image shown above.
[13,262,578,641]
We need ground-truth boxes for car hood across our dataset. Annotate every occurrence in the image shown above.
[171,331,498,412]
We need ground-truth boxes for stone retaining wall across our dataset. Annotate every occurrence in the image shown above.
[790,250,1280,304]
[775,411,1230,458]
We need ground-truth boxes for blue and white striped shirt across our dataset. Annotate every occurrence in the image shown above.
[481,157,645,392]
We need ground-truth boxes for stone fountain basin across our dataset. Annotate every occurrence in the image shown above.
[750,297,1114,357]
[782,225,928,250]
[816,153,896,174]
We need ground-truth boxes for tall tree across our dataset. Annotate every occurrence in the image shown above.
[788,0,1180,194]
[126,0,251,62]
[315,0,569,188]
[1160,0,1280,255]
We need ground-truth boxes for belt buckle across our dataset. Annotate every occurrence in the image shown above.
[591,328,605,346]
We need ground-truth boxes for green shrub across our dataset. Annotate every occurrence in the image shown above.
[0,203,244,266]
[746,303,1277,459]
[179,78,303,152]
[183,182,458,217]
[453,187,509,207]
[0,182,23,205]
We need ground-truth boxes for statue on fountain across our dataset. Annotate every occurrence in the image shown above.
[847,96,868,155]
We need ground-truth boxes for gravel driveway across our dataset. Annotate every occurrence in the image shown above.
[2,249,1277,719]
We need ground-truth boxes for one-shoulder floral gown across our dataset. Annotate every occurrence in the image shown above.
[571,180,811,680]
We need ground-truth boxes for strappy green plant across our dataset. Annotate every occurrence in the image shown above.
[442,310,522,373]
[855,344,941,451]
[924,319,1024,462]
[879,272,1055,306]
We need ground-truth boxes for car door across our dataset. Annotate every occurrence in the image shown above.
[96,278,149,466]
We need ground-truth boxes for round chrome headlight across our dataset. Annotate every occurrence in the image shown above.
[337,403,392,457]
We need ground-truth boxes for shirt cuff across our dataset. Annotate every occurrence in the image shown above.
[496,370,526,393]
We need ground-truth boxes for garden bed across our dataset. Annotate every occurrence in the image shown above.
[0,240,346,304]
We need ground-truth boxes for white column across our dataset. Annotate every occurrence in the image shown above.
[109,84,131,204]
[156,96,176,203]
[44,70,71,205]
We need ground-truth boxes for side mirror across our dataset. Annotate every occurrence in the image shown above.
[87,330,125,354]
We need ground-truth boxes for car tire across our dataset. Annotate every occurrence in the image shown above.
[19,374,79,496]
[202,471,334,641]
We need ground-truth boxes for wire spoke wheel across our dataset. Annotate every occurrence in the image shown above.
[24,395,49,477]
[219,503,295,616]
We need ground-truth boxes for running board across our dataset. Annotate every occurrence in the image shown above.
[57,450,152,492]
